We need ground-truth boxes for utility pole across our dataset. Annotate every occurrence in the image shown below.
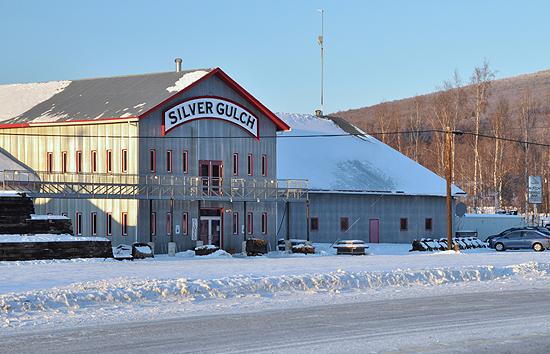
[317,9,324,115]
[445,127,453,250]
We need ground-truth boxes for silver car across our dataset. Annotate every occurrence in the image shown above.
[490,230,550,252]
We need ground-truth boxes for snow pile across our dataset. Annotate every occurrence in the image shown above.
[2,261,548,326]
[0,81,71,121]
[277,113,463,196]
[166,70,210,93]
[175,249,232,258]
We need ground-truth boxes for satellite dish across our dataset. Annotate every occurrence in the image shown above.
[456,202,467,217]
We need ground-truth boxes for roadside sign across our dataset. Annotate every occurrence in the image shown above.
[528,176,542,204]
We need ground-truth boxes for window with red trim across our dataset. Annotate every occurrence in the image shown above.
[121,149,128,173]
[310,217,319,231]
[121,212,128,236]
[261,155,267,176]
[150,212,156,236]
[400,218,408,231]
[46,152,53,173]
[106,213,112,236]
[76,151,83,174]
[340,217,349,232]
[247,212,253,234]
[261,212,267,234]
[61,151,68,173]
[182,212,188,235]
[166,212,172,235]
[106,150,113,173]
[182,150,188,174]
[149,149,156,173]
[232,153,239,176]
[75,212,82,236]
[247,154,253,176]
[166,150,172,173]
[233,212,239,235]
[91,212,97,235]
[90,150,97,173]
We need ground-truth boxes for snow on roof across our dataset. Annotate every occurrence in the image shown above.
[276,113,465,197]
[0,69,213,124]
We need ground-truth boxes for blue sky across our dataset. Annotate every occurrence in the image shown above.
[1,1,549,114]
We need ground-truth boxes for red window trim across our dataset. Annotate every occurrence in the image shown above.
[400,218,408,231]
[182,212,188,235]
[261,212,267,234]
[61,151,68,173]
[91,212,97,236]
[149,149,156,173]
[106,212,112,236]
[75,212,82,236]
[90,150,97,173]
[106,149,113,174]
[166,150,173,173]
[166,212,172,235]
[233,212,239,235]
[247,212,253,234]
[121,212,128,236]
[261,154,267,176]
[232,153,239,176]
[310,217,319,231]
[247,154,253,176]
[121,149,128,173]
[75,150,83,174]
[150,212,156,236]
[46,152,53,173]
[182,150,188,174]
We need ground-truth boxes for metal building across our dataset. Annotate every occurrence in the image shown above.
[0,64,307,253]
[276,113,466,244]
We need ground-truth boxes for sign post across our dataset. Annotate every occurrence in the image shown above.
[528,176,542,225]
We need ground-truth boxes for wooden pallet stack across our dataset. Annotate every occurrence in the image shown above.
[0,193,35,234]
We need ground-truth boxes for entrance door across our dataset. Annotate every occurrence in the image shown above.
[369,219,380,243]
[199,160,223,195]
[199,209,222,247]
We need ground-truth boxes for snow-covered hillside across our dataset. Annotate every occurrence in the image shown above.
[277,113,464,197]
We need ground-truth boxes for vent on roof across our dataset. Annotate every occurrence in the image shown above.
[175,58,183,72]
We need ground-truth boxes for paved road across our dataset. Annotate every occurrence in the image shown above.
[3,289,550,353]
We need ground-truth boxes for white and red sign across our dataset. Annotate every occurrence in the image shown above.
[163,97,259,137]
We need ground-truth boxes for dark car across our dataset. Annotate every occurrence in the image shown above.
[489,230,550,252]
[485,227,550,243]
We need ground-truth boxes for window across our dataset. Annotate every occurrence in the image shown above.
[247,212,253,234]
[121,212,128,236]
[91,150,97,173]
[340,217,349,232]
[425,218,433,231]
[75,212,82,236]
[91,212,97,235]
[121,149,128,173]
[400,218,408,231]
[232,153,239,176]
[261,212,268,234]
[46,152,53,173]
[233,212,239,235]
[261,155,267,176]
[150,212,156,236]
[61,151,68,173]
[182,212,188,235]
[106,150,113,173]
[310,217,319,231]
[182,150,188,174]
[106,213,112,236]
[247,154,253,176]
[149,149,156,173]
[76,151,83,174]
[166,150,172,173]
[166,212,172,235]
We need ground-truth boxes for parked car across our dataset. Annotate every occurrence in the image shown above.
[488,230,550,252]
[485,226,550,243]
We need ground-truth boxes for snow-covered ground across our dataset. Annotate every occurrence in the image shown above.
[2,243,550,331]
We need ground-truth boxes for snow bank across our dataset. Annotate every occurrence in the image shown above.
[2,261,548,326]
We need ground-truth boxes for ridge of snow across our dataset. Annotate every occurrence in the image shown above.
[166,70,210,93]
[0,81,71,121]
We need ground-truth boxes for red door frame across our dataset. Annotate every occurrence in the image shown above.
[199,207,224,249]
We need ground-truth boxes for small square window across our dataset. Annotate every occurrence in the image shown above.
[340,217,349,232]
[400,218,408,231]
[425,218,433,231]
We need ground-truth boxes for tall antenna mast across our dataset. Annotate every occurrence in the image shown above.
[317,9,324,116]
